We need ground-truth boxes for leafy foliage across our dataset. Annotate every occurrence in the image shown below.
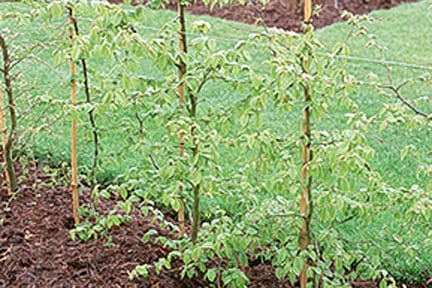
[0,0,431,287]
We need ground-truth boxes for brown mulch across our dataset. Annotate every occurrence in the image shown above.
[180,0,420,32]
[169,0,418,32]
[0,162,295,287]
[113,0,421,32]
[0,163,177,287]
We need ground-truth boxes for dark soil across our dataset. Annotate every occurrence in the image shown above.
[159,0,419,32]
[0,162,294,287]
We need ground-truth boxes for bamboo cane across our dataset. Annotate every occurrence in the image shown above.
[299,1,313,287]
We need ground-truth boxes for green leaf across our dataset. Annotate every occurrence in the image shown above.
[293,257,304,275]
[47,2,63,18]
[191,170,202,186]
[100,190,110,199]
[70,230,76,241]
[335,257,343,274]
[379,280,388,288]
[160,165,175,180]
[120,188,128,200]
[205,268,218,282]
[275,267,284,279]
[142,228,158,244]
[131,264,151,279]
[238,250,248,266]
[71,43,80,61]
[124,200,132,214]
[141,206,149,216]
[129,195,141,203]
[170,198,180,212]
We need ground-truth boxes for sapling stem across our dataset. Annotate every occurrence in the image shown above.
[177,0,187,238]
[0,32,17,195]
[68,6,79,225]
[69,8,99,187]
[0,88,11,197]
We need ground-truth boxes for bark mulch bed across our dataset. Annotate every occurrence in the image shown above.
[183,0,419,32]
[0,162,294,287]
[132,0,420,32]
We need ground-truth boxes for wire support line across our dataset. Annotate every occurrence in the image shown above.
[133,24,432,72]
[41,16,432,73]
[326,54,432,72]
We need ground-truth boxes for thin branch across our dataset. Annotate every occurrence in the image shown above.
[379,84,431,120]
[69,7,100,186]
[313,140,339,147]
[0,30,18,193]
[27,54,67,82]
[135,112,145,136]
[196,68,213,94]
[149,153,160,171]
[336,212,358,225]
[267,212,303,218]
[134,110,156,136]
[67,5,80,225]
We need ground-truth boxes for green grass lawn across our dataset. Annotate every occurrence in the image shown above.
[1,0,431,282]
[5,0,428,188]
[317,1,432,189]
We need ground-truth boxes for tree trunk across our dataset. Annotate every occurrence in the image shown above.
[0,88,11,197]
[69,10,99,188]
[177,0,187,238]
[0,32,18,195]
[190,97,200,243]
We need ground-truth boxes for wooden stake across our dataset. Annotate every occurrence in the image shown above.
[299,1,313,287]
[68,6,79,225]
[304,0,312,23]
